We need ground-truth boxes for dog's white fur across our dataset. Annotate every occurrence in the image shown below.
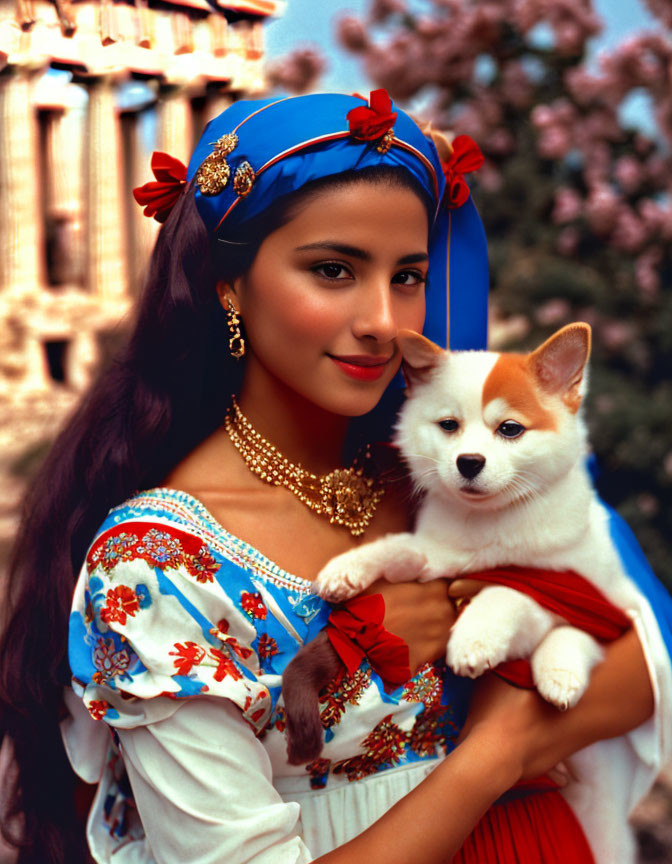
[314,324,643,863]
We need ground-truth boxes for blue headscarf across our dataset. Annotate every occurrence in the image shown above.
[186,91,488,352]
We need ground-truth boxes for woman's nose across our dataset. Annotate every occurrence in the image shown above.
[351,281,397,343]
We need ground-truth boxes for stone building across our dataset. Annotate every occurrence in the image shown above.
[0,0,278,395]
[0,0,279,560]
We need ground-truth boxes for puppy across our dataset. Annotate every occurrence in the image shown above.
[314,323,643,863]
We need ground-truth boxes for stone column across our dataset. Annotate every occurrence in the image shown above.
[127,107,159,296]
[82,73,128,298]
[44,100,85,286]
[157,82,193,164]
[0,64,45,295]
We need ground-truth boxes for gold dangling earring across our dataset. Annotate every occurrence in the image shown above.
[226,298,245,359]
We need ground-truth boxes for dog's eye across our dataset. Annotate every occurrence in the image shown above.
[497,420,526,439]
[438,419,459,433]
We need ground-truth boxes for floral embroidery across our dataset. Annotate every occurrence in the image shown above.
[402,665,442,708]
[211,618,254,660]
[185,545,220,582]
[306,757,332,790]
[92,637,132,682]
[256,633,279,660]
[408,707,445,758]
[170,641,207,676]
[100,586,140,626]
[88,699,110,721]
[136,528,184,569]
[333,714,409,781]
[242,692,268,725]
[320,668,371,729]
[210,647,243,682]
[240,591,267,620]
[272,704,287,732]
[97,532,139,572]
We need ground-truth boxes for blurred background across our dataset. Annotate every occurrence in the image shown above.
[0,0,671,859]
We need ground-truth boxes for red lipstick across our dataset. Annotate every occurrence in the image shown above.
[328,354,392,382]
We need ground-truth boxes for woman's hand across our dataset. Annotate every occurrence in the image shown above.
[458,628,654,785]
[369,579,457,672]
[368,577,492,673]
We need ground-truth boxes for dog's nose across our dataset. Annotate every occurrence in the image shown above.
[456,454,486,479]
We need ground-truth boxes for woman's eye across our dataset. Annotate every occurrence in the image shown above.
[438,419,459,433]
[313,262,351,280]
[497,420,526,439]
[393,270,426,287]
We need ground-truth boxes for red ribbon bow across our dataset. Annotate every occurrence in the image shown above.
[347,89,398,142]
[441,135,484,209]
[133,151,188,223]
[326,594,411,686]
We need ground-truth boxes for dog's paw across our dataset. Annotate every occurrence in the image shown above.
[535,668,587,711]
[447,630,510,678]
[313,554,373,602]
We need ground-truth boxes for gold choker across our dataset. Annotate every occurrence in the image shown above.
[224,397,385,537]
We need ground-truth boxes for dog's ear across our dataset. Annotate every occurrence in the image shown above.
[397,330,444,388]
[528,323,591,412]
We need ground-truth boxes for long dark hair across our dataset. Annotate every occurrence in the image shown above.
[0,165,433,864]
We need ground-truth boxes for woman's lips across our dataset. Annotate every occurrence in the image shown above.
[328,354,392,382]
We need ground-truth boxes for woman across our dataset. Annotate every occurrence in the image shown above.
[0,91,669,864]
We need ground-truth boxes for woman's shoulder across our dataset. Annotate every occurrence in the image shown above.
[85,487,224,581]
[84,487,308,594]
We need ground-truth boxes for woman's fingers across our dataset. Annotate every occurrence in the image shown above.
[448,579,489,599]
[374,579,456,671]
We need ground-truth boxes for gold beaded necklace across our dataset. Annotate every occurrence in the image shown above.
[224,397,385,537]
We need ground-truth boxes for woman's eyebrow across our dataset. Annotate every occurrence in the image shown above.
[294,242,429,265]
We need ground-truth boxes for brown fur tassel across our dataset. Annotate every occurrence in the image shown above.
[281,630,343,765]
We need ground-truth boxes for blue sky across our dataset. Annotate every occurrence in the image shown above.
[265,0,657,94]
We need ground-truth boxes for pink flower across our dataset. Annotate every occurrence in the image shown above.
[337,15,369,53]
[611,206,648,253]
[614,156,642,195]
[556,227,580,257]
[537,125,572,160]
[552,188,582,224]
[635,247,663,299]
[585,185,620,234]
[535,299,571,327]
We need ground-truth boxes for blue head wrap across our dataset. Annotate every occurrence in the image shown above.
[186,92,489,351]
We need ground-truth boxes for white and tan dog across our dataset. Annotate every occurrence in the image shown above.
[315,323,646,863]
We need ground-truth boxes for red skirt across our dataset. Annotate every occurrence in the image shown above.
[453,779,595,863]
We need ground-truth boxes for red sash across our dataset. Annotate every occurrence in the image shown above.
[470,566,631,688]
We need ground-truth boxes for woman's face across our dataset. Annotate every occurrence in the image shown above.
[224,181,430,417]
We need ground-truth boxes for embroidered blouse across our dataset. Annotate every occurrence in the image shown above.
[63,487,473,862]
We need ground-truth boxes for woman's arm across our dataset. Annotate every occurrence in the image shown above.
[117,699,313,864]
[319,628,654,863]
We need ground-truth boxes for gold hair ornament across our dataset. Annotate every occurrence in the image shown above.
[224,397,385,537]
[196,133,239,196]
